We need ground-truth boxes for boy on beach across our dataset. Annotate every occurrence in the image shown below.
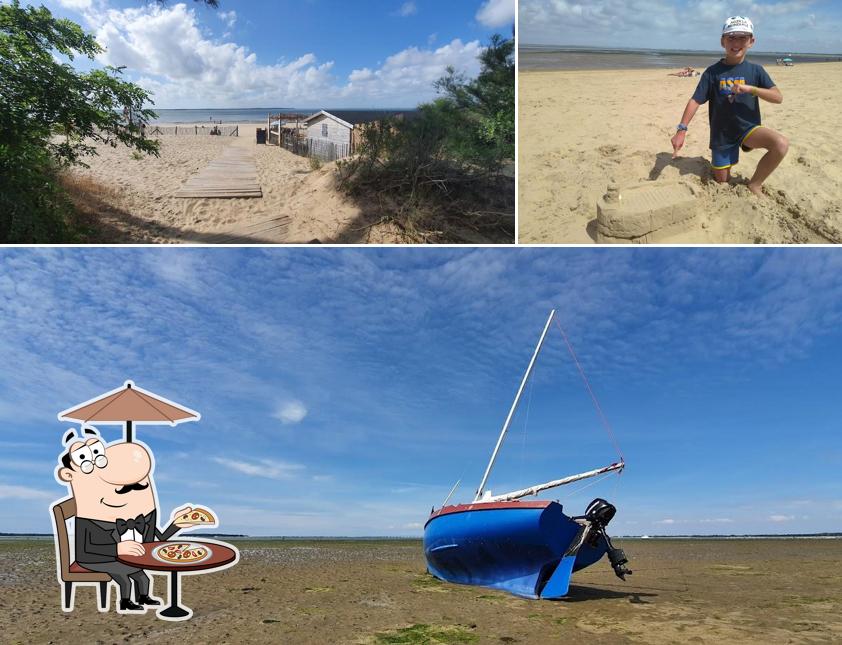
[671,16,788,196]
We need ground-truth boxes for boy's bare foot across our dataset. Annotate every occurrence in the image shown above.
[746,182,764,196]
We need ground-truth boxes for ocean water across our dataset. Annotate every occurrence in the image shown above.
[149,108,308,124]
[149,107,418,124]
[519,45,842,71]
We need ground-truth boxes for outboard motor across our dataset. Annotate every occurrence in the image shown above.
[585,498,633,581]
[584,498,617,528]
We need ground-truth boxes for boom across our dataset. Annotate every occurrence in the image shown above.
[481,461,625,503]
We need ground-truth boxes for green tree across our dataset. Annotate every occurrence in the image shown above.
[0,1,159,242]
[338,35,515,243]
[434,33,515,168]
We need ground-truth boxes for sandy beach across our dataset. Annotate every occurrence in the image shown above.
[518,62,842,243]
[2,537,840,643]
[62,124,403,244]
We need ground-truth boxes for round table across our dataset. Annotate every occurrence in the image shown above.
[117,540,238,619]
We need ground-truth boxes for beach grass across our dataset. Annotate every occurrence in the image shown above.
[372,623,477,644]
[411,573,448,592]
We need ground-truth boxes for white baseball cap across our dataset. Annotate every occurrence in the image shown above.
[723,16,754,35]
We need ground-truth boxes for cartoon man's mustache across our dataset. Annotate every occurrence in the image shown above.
[115,482,149,495]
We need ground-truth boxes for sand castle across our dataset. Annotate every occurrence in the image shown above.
[596,180,698,244]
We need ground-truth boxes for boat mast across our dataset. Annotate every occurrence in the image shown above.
[474,310,556,502]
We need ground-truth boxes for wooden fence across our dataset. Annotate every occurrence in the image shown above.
[147,125,239,136]
[280,131,351,162]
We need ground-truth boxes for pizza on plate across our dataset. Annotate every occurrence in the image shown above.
[177,507,216,526]
[155,543,210,564]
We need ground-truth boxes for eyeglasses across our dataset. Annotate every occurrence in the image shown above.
[70,440,109,473]
[80,454,108,474]
[726,33,752,40]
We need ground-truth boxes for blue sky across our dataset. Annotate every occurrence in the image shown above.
[520,0,842,54]
[1,248,841,537]
[34,0,514,108]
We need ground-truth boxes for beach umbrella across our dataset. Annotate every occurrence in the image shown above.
[783,58,793,62]
[58,380,200,442]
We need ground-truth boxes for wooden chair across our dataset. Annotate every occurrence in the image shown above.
[51,498,110,611]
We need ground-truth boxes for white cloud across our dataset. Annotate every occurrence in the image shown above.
[212,457,306,480]
[80,3,483,108]
[56,0,92,10]
[218,10,236,28]
[0,459,51,474]
[655,518,675,524]
[146,251,204,291]
[274,400,308,425]
[343,39,483,103]
[398,1,417,17]
[477,0,515,28]
[769,514,795,522]
[0,484,55,500]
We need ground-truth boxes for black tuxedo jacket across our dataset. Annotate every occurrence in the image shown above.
[75,509,179,564]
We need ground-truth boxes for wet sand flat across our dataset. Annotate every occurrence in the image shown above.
[1,538,840,644]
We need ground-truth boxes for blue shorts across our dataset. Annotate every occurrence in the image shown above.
[711,125,763,170]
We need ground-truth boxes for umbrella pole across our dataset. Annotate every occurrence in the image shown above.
[126,420,133,443]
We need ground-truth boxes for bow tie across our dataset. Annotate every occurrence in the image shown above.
[116,514,146,535]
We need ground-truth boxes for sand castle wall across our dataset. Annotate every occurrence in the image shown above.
[596,181,698,244]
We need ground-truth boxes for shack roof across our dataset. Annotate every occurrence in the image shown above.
[302,109,411,127]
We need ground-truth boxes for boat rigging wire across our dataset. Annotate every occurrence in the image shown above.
[554,318,625,463]
[441,478,461,507]
[561,471,616,499]
[520,373,536,483]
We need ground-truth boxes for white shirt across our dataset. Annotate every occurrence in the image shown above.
[120,528,142,542]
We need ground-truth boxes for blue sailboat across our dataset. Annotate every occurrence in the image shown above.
[423,310,632,599]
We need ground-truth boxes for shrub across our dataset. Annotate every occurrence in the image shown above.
[338,34,515,242]
[0,1,160,242]
[0,143,73,242]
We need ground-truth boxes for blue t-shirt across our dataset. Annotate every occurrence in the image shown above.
[691,59,775,149]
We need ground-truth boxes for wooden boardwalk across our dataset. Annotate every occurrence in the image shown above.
[173,145,262,198]
[199,215,292,244]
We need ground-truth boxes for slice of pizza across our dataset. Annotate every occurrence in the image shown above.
[177,507,216,526]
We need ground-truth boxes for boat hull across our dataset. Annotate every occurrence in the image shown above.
[423,500,607,599]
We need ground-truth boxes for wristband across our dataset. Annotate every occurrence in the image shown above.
[751,87,758,96]
[676,123,688,132]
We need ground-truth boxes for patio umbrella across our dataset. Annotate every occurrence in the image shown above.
[58,380,200,442]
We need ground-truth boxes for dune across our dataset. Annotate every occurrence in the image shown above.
[62,124,396,244]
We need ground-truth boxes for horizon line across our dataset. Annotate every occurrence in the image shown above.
[146,106,421,114]
[518,43,842,57]
[2,532,840,539]
[148,106,420,111]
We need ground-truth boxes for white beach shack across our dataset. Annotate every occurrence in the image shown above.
[300,110,408,161]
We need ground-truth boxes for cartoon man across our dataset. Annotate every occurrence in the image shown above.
[55,427,202,612]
